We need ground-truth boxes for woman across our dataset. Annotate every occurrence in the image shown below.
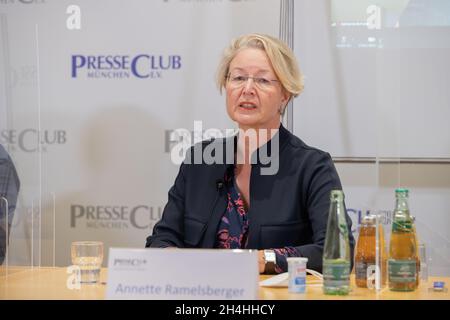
[146,34,355,274]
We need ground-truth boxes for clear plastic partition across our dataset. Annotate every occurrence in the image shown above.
[372,0,450,280]
[0,10,51,275]
[2,0,283,279]
[293,0,450,285]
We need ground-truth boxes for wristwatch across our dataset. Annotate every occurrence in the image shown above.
[263,250,276,274]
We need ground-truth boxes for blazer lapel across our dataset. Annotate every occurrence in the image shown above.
[202,163,231,248]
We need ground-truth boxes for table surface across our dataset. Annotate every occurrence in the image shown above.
[1,267,449,300]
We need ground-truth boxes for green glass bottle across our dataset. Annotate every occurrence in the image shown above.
[323,190,351,295]
[388,188,417,291]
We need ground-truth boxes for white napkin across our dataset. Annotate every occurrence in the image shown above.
[259,272,289,287]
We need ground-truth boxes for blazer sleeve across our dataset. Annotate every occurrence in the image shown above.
[145,162,187,248]
[0,146,21,265]
[295,152,355,273]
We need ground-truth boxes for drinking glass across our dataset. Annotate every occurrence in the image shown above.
[71,241,104,284]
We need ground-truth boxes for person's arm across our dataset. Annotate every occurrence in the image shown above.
[145,162,187,248]
[296,152,354,273]
[259,152,355,274]
[0,146,21,265]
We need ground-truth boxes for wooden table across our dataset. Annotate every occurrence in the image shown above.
[1,267,449,300]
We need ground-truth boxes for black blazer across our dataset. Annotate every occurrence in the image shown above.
[146,125,355,272]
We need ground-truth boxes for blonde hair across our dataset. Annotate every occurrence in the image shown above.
[216,33,304,98]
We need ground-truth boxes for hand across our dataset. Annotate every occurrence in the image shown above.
[258,250,265,274]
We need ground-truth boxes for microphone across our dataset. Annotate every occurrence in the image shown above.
[216,179,224,191]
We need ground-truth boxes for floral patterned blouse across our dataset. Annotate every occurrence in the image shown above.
[214,167,301,273]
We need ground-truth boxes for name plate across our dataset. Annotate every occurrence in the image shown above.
[106,248,259,300]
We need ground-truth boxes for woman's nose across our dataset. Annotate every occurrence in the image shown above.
[242,78,256,95]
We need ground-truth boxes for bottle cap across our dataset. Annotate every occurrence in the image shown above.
[361,215,376,225]
[330,190,344,200]
[395,188,409,197]
[287,257,308,263]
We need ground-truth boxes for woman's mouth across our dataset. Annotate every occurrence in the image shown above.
[239,103,257,110]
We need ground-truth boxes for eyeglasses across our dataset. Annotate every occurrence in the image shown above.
[226,74,280,90]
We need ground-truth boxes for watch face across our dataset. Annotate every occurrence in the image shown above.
[265,250,276,262]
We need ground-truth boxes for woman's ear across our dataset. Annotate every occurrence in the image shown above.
[281,89,291,106]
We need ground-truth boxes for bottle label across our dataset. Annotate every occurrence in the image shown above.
[323,261,350,287]
[388,259,416,283]
[392,218,412,233]
[355,261,375,280]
